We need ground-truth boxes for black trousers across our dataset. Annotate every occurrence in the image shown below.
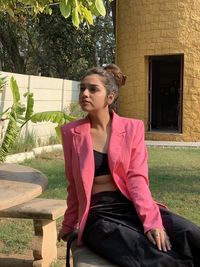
[83,191,200,267]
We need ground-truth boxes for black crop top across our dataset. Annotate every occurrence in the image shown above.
[94,150,111,177]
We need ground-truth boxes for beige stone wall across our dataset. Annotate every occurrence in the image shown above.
[116,0,200,141]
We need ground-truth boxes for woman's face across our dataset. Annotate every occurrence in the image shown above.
[79,74,114,113]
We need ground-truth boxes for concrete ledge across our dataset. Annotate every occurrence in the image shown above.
[5,144,63,163]
[32,144,62,155]
[5,151,35,163]
[71,241,118,267]
[145,141,200,148]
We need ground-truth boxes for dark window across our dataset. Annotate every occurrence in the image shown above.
[148,55,183,132]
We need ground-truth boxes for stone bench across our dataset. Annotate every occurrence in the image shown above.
[71,241,118,267]
[0,198,66,267]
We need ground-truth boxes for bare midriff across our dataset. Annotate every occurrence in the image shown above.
[91,174,118,194]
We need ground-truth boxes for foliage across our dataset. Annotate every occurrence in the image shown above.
[0,77,29,161]
[30,110,74,125]
[0,14,26,73]
[0,74,6,92]
[65,101,86,118]
[91,0,115,66]
[9,131,59,154]
[30,110,75,142]
[9,130,37,153]
[34,7,96,79]
[34,2,115,78]
[0,76,74,162]
[0,0,112,28]
[0,2,115,78]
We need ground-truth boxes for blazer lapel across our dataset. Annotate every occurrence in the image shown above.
[108,112,126,173]
[73,118,94,200]
[72,112,126,198]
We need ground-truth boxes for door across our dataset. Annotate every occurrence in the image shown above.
[148,55,183,132]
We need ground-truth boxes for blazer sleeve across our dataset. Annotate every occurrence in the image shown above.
[126,120,164,233]
[61,126,79,234]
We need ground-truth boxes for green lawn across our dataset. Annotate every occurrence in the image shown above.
[148,147,200,225]
[0,148,200,256]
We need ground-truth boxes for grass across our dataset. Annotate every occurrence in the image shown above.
[9,131,59,154]
[148,147,200,225]
[23,151,67,199]
[0,147,200,259]
[0,219,33,254]
[0,151,66,258]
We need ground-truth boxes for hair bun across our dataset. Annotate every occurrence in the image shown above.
[104,64,127,88]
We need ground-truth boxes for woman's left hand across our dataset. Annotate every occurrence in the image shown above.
[146,228,171,252]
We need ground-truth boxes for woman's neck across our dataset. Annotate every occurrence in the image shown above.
[88,110,111,131]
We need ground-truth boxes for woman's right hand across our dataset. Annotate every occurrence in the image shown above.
[146,228,171,252]
[58,228,79,242]
[57,229,70,242]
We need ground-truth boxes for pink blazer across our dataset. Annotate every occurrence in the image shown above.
[61,111,164,245]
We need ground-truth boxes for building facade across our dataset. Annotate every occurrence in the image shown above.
[116,0,200,141]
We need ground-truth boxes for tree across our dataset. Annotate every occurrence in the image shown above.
[0,0,111,28]
[0,0,115,161]
[33,2,115,79]
[0,14,26,73]
[0,2,115,78]
[34,6,96,79]
[91,0,115,66]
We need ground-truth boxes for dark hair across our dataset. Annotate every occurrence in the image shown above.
[81,64,126,111]
[103,64,126,88]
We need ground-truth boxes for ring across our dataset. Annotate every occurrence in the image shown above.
[155,233,160,237]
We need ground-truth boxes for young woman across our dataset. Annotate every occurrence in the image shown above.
[59,64,200,267]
